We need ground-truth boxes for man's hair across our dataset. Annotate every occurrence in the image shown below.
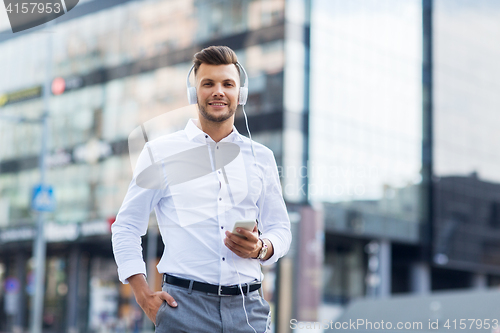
[193,45,240,77]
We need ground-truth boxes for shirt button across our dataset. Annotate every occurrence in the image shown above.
[222,257,225,261]
[217,146,219,149]
[218,171,221,174]
[219,198,222,201]
[205,135,208,138]
[221,226,224,229]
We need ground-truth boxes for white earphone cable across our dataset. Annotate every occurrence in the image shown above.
[231,251,258,333]
[241,105,256,160]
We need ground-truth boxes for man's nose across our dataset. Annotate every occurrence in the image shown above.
[212,84,224,97]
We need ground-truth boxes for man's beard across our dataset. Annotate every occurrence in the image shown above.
[198,101,237,123]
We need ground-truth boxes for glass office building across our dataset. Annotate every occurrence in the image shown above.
[307,0,500,307]
[432,0,500,288]
[309,0,423,302]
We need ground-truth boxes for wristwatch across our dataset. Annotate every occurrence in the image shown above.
[256,238,268,260]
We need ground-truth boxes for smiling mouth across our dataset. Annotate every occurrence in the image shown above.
[208,101,227,106]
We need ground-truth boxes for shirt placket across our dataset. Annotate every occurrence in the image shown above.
[214,141,235,285]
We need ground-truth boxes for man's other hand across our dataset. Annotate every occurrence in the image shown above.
[224,225,262,258]
[139,290,178,324]
[128,274,178,325]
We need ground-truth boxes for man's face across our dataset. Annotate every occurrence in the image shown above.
[196,63,240,123]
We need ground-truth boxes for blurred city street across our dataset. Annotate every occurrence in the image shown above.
[1,0,500,332]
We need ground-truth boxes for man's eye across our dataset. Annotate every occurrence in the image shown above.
[203,83,212,86]
[225,83,234,87]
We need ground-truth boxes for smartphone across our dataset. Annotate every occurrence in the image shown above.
[232,220,257,238]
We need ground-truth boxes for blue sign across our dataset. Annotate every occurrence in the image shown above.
[4,277,20,293]
[32,184,56,212]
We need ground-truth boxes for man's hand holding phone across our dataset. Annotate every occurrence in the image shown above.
[224,220,262,259]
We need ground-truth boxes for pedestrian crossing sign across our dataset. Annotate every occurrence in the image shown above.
[32,184,56,212]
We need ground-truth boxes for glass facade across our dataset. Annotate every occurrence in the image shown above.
[309,0,423,301]
[323,236,365,303]
[309,0,423,236]
[0,0,286,227]
[432,0,500,272]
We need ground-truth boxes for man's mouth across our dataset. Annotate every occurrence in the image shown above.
[208,101,227,106]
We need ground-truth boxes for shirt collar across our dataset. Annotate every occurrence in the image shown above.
[184,118,244,143]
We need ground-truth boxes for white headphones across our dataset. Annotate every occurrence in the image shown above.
[186,62,249,105]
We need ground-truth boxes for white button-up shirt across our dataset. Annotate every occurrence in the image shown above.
[112,119,291,285]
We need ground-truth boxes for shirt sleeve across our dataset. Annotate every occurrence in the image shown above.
[257,150,292,266]
[111,144,166,284]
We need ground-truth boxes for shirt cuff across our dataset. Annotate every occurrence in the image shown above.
[117,260,147,284]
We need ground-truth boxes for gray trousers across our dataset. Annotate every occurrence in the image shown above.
[155,282,271,333]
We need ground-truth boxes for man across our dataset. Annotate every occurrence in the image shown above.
[112,45,291,332]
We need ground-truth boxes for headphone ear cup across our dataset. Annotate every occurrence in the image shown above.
[187,86,197,105]
[238,87,248,105]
